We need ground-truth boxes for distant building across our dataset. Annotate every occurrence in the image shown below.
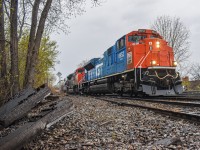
[189,80,200,90]
[182,76,200,91]
[182,76,189,82]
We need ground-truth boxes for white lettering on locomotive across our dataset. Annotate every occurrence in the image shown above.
[118,51,124,61]
[96,63,103,77]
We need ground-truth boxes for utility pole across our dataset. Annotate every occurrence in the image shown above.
[56,72,62,91]
[57,71,62,83]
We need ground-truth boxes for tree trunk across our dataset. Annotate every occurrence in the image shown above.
[0,0,7,78]
[10,0,19,95]
[0,0,7,104]
[24,0,52,88]
[24,0,41,88]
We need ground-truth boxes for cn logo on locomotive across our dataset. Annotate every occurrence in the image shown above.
[118,51,124,60]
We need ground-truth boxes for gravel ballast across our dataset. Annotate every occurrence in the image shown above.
[25,95,200,149]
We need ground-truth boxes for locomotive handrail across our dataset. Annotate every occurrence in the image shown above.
[134,55,145,84]
[139,51,151,68]
[78,78,84,90]
[147,71,179,80]
[138,51,151,81]
[148,66,176,69]
[135,56,145,68]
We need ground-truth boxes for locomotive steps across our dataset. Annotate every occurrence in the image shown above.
[0,84,74,150]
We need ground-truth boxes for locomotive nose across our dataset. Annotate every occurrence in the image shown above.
[150,39,162,51]
[145,38,173,67]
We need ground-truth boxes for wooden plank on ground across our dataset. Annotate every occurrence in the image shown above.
[45,95,60,101]
[0,121,46,150]
[41,99,74,127]
[0,86,50,127]
[0,87,35,117]
[0,98,74,150]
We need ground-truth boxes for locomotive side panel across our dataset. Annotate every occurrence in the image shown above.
[115,36,127,73]
[103,47,116,76]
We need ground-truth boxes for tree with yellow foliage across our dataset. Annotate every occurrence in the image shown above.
[18,34,59,89]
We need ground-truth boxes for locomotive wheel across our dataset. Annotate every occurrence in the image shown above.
[134,92,138,97]
[120,90,123,96]
[130,91,133,97]
[137,92,147,98]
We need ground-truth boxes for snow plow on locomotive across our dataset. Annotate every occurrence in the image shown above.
[65,29,183,96]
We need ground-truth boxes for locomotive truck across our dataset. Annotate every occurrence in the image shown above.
[65,29,183,96]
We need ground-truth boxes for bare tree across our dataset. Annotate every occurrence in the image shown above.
[190,63,200,81]
[151,16,190,65]
[0,0,7,78]
[0,0,8,103]
[24,0,102,88]
[18,0,29,40]
[1,0,102,92]
[10,0,19,95]
[4,0,32,40]
[0,0,30,97]
[24,0,47,88]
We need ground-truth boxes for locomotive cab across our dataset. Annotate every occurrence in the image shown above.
[126,29,183,96]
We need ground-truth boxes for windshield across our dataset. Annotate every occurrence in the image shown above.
[128,35,146,43]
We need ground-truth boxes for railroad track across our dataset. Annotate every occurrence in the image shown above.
[104,95,200,107]
[153,96,200,101]
[91,95,200,123]
[182,91,200,96]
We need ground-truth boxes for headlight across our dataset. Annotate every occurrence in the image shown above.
[173,61,177,66]
[156,41,160,48]
[151,60,157,65]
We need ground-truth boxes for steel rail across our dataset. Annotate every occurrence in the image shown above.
[101,94,200,104]
[93,97,200,123]
[153,96,200,101]
[110,96,200,107]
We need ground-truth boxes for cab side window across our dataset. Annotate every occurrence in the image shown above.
[117,36,125,50]
[107,47,112,66]
[128,35,146,43]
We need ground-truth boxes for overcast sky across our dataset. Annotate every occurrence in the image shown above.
[51,0,200,80]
